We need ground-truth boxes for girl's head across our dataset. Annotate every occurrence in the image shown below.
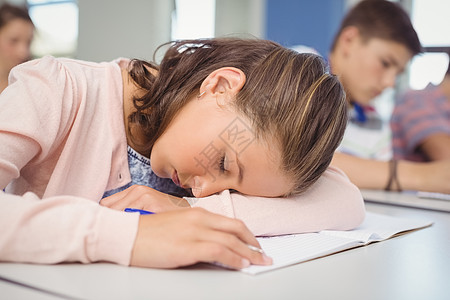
[128,38,347,197]
[0,3,34,73]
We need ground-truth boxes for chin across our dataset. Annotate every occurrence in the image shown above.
[354,96,372,106]
[151,165,166,179]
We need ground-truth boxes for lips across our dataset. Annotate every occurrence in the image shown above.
[171,170,182,187]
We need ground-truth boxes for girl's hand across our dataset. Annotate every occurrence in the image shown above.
[100,185,189,213]
[130,208,273,269]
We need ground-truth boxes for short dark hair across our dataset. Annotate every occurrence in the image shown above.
[330,0,422,55]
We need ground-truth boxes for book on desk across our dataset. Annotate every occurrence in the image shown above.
[241,212,431,275]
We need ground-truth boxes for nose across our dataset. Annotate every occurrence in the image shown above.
[191,175,229,198]
[16,42,31,62]
[382,69,397,89]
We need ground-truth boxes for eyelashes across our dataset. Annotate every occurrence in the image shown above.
[381,59,391,68]
[219,155,226,173]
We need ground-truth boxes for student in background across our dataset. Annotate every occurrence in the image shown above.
[0,3,34,92]
[0,38,364,269]
[328,0,450,193]
[391,51,450,162]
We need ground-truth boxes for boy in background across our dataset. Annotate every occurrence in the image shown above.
[328,0,450,193]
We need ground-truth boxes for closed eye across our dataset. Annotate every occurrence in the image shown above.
[219,155,226,173]
[381,59,390,68]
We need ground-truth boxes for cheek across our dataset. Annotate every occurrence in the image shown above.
[177,146,208,174]
[0,40,8,54]
[0,43,18,60]
[149,138,173,177]
[351,60,377,91]
[149,148,164,177]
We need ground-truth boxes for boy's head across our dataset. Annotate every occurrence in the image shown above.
[329,0,422,105]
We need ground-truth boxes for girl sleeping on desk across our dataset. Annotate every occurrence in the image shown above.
[0,38,364,270]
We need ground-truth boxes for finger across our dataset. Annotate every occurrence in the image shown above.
[99,186,134,207]
[191,208,261,249]
[103,185,151,210]
[190,241,251,270]
[197,227,272,267]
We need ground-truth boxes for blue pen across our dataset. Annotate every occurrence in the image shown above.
[124,208,155,215]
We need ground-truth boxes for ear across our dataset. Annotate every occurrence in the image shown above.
[200,67,246,104]
[338,26,361,55]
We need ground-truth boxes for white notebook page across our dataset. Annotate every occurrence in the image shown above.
[241,212,432,275]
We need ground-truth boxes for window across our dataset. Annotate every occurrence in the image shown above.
[171,0,215,40]
[28,0,78,57]
[408,0,450,90]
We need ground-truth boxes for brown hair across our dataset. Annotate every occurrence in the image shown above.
[0,3,33,29]
[128,38,347,195]
[330,0,422,55]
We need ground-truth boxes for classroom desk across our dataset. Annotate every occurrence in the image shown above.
[0,193,449,300]
[0,279,63,300]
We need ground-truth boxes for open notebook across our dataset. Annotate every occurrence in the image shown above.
[241,212,432,275]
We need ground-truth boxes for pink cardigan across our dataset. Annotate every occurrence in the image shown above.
[0,56,365,266]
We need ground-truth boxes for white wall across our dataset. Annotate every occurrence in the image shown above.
[77,0,173,62]
[215,0,265,38]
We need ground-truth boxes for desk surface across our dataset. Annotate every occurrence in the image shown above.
[362,189,450,212]
[0,280,63,300]
[1,195,449,300]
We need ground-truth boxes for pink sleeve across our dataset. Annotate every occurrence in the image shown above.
[0,57,139,265]
[0,191,139,265]
[186,166,365,236]
[0,56,74,190]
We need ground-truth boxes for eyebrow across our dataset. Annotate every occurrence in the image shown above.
[392,59,405,74]
[386,55,405,74]
[235,154,244,184]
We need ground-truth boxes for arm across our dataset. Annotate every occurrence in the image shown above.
[0,59,139,265]
[419,133,450,160]
[331,152,389,190]
[0,191,269,269]
[186,166,365,236]
[102,167,365,236]
[391,88,450,161]
[332,152,450,194]
[0,191,139,265]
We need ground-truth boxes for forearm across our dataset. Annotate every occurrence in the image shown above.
[332,152,417,191]
[332,152,450,193]
[398,160,450,193]
[419,134,450,161]
[0,191,138,265]
[187,166,365,236]
[331,152,390,189]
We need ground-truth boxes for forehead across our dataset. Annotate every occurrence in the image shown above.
[0,19,33,33]
[365,38,413,69]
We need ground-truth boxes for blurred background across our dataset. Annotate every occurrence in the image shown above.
[2,0,450,118]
